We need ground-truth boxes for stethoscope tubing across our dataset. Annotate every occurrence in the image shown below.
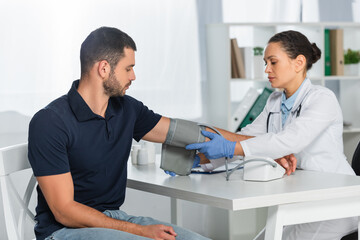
[266,104,302,133]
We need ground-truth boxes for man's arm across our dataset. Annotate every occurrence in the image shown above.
[143,118,295,174]
[188,128,296,175]
[37,172,177,239]
[142,117,251,156]
[211,127,253,156]
[142,116,170,143]
[142,116,252,147]
[214,128,252,142]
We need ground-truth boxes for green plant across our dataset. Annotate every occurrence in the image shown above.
[253,46,264,56]
[344,49,360,64]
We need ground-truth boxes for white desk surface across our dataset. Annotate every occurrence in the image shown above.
[127,156,360,211]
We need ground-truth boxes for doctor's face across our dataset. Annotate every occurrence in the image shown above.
[264,42,297,90]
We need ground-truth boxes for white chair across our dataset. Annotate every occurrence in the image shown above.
[0,111,30,148]
[0,143,36,240]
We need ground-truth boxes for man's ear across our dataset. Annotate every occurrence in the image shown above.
[295,54,306,73]
[97,60,111,79]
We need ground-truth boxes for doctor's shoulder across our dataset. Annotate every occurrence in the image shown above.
[305,85,341,113]
[309,85,338,102]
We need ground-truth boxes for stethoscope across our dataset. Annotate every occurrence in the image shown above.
[266,104,302,133]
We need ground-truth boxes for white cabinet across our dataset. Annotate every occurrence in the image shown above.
[206,22,360,161]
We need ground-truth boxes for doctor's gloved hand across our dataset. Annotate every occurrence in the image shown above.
[164,155,202,177]
[186,130,236,160]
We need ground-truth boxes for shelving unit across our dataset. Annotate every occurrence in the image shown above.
[206,22,360,161]
[206,22,360,131]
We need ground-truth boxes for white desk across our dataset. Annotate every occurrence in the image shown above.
[127,157,360,240]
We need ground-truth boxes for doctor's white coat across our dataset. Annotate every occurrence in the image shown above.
[239,79,354,175]
[245,79,358,240]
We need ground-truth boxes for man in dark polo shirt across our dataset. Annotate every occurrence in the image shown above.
[28,27,210,240]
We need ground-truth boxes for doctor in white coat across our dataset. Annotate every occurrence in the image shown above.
[187,30,357,239]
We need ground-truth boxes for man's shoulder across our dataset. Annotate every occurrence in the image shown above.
[47,94,69,111]
[30,95,70,128]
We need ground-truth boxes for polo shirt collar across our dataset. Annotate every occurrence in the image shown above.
[68,80,98,122]
[105,99,116,120]
[68,80,116,122]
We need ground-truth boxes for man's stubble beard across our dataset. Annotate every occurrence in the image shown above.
[103,72,126,97]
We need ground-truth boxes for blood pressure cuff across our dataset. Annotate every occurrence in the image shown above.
[161,118,205,176]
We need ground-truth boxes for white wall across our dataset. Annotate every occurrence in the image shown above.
[0,0,202,119]
[0,1,203,239]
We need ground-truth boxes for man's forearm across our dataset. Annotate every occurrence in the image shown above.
[206,127,253,156]
[214,127,253,142]
[55,200,143,235]
[38,172,176,239]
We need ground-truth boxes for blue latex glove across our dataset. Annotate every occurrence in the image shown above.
[186,130,236,159]
[193,155,200,168]
[164,155,201,176]
[164,170,176,177]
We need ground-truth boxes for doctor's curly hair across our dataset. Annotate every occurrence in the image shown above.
[268,30,321,71]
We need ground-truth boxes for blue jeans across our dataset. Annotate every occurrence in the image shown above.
[45,209,210,240]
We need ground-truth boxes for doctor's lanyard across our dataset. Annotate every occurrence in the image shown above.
[266,104,302,133]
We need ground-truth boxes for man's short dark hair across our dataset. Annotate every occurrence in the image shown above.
[80,27,137,77]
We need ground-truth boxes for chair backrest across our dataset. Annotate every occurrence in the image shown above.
[352,140,360,176]
[0,143,36,240]
[0,111,30,148]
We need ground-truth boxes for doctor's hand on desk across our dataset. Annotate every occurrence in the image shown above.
[185,130,236,159]
[275,154,297,176]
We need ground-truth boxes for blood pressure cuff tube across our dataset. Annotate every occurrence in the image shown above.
[161,118,205,176]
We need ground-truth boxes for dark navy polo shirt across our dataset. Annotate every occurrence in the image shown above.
[28,80,161,240]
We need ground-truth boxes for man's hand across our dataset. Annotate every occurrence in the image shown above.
[164,170,177,177]
[275,154,297,175]
[197,153,210,164]
[164,155,201,176]
[186,130,236,159]
[141,224,177,240]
